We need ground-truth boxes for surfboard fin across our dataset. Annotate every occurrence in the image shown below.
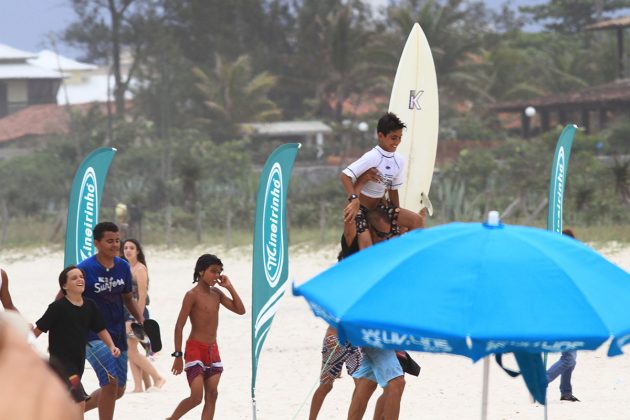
[420,192,433,216]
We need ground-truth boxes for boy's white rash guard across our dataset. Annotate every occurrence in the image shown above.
[342,146,405,198]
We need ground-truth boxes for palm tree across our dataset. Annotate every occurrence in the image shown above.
[383,0,494,105]
[193,54,282,140]
[292,0,377,122]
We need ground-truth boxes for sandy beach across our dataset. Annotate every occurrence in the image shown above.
[3,242,630,420]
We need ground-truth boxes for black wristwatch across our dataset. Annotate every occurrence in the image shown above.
[347,194,358,202]
[171,351,183,358]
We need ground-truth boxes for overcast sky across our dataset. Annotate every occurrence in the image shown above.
[0,0,543,59]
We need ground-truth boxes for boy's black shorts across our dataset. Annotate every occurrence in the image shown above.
[355,201,400,234]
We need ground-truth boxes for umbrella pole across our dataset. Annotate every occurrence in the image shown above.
[543,353,548,420]
[481,357,490,420]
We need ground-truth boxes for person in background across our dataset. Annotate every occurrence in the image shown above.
[121,238,165,392]
[546,228,580,402]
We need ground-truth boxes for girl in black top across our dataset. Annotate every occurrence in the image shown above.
[34,266,120,412]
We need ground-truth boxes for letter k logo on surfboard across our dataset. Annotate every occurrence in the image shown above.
[409,90,424,110]
[388,23,439,216]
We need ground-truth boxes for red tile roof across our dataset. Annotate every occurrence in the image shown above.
[585,17,630,31]
[489,79,630,112]
[0,104,70,143]
[0,103,116,144]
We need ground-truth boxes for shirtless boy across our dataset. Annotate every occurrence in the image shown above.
[168,254,246,420]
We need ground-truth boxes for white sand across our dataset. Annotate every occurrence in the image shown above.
[3,242,630,420]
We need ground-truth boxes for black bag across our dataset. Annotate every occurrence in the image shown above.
[396,351,421,376]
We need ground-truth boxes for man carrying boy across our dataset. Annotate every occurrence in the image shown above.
[340,112,424,249]
[78,221,144,420]
[347,207,406,420]
[168,253,246,420]
[309,169,382,420]
[34,265,121,415]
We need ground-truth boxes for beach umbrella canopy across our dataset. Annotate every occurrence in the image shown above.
[293,220,630,362]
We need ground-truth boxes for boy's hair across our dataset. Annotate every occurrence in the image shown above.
[193,254,223,283]
[377,112,406,136]
[562,228,576,239]
[121,238,147,268]
[59,265,86,295]
[93,221,119,241]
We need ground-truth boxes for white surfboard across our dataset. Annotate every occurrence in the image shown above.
[388,23,439,214]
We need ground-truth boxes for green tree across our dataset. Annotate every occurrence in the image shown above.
[384,0,494,105]
[190,138,255,246]
[292,0,376,121]
[193,55,282,141]
[486,32,594,101]
[603,119,630,205]
[162,0,269,64]
[64,0,157,118]
[520,0,630,33]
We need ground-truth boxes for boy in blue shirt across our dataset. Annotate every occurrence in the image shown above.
[78,221,144,420]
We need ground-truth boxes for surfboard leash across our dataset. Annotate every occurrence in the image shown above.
[290,341,341,420]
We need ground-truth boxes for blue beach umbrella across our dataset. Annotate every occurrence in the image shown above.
[293,215,630,408]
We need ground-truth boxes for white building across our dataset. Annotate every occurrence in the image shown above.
[0,43,62,117]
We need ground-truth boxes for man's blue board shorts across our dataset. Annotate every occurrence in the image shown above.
[352,347,403,388]
[86,340,128,387]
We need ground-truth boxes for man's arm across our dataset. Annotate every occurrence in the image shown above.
[342,217,357,247]
[343,168,380,223]
[122,293,144,324]
[217,276,246,315]
[388,189,400,209]
[340,151,377,223]
[342,172,361,223]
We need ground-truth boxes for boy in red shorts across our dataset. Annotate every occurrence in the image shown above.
[167,254,246,420]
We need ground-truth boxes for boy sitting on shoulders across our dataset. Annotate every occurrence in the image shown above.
[340,112,424,249]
